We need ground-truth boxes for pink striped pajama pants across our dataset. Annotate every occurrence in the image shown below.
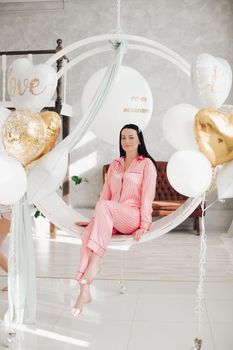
[76,199,140,281]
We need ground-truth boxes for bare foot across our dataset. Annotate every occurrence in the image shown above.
[71,286,92,316]
[1,286,8,292]
[75,221,89,227]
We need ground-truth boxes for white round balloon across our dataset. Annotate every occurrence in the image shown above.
[162,103,199,150]
[0,153,27,204]
[216,160,233,200]
[192,53,232,108]
[81,65,153,144]
[218,104,233,114]
[167,150,213,197]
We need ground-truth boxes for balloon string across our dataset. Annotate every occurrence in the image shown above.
[194,193,207,339]
[201,167,225,215]
[193,168,224,345]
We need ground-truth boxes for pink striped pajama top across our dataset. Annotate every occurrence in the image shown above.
[100,155,157,230]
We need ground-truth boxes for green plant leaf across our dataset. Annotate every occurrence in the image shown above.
[34,209,45,219]
[71,175,82,186]
[34,210,40,218]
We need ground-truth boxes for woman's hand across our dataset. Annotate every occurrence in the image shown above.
[133,228,148,241]
[75,221,89,227]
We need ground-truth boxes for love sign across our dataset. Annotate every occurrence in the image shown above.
[7,58,57,112]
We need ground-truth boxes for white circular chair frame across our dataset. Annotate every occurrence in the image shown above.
[37,34,202,247]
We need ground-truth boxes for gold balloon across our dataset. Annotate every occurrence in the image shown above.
[1,110,46,166]
[36,111,61,159]
[194,108,233,167]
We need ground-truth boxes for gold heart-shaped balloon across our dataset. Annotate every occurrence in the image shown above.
[194,108,233,167]
[35,111,61,160]
[2,109,47,167]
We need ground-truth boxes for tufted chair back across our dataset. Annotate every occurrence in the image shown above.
[103,164,110,183]
[154,161,187,201]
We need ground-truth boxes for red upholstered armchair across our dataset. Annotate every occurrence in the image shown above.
[103,161,203,234]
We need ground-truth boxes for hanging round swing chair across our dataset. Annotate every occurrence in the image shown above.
[2,32,210,350]
[35,33,203,248]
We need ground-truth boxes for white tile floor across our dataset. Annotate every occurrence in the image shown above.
[0,226,233,350]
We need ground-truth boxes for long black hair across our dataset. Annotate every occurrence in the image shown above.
[119,124,157,168]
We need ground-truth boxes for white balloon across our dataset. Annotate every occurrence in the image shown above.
[192,53,232,108]
[216,57,232,102]
[7,58,57,112]
[217,161,233,199]
[162,103,199,150]
[167,150,213,197]
[81,65,153,144]
[27,147,68,204]
[0,107,11,152]
[0,154,27,204]
[218,104,233,114]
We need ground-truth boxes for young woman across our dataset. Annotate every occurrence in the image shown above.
[71,124,157,316]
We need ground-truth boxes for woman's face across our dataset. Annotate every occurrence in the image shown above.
[120,128,140,154]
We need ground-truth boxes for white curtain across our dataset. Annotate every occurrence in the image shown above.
[5,194,36,324]
[5,40,126,325]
